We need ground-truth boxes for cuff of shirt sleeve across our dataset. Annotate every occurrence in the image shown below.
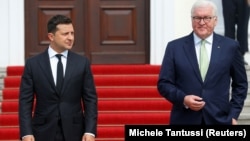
[84,132,95,137]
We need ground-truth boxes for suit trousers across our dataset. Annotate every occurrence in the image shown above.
[222,0,250,55]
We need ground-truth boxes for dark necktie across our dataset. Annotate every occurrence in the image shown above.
[55,54,64,93]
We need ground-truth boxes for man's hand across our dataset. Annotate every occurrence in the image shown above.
[82,133,95,141]
[232,118,238,125]
[184,95,205,111]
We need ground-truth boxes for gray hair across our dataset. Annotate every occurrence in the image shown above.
[191,0,218,16]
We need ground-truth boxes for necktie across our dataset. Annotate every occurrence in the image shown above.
[55,54,64,93]
[199,40,209,81]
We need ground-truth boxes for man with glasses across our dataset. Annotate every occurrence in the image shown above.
[157,0,248,125]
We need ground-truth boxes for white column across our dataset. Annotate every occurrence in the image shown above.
[0,0,9,67]
[9,0,25,66]
[0,0,24,67]
[150,0,174,65]
[211,0,224,35]
[150,0,195,65]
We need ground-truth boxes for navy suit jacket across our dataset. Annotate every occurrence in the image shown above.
[19,48,98,141]
[157,32,248,125]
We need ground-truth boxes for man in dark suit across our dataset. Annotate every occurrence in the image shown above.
[222,0,250,65]
[157,0,248,125]
[19,15,98,141]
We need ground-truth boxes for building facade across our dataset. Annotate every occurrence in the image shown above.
[0,0,225,67]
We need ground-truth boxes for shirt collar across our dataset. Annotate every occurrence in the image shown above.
[48,46,68,58]
[193,33,213,45]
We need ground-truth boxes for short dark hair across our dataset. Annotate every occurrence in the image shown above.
[47,15,72,33]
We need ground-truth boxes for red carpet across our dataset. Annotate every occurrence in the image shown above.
[0,65,172,141]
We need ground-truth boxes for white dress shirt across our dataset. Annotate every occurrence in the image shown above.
[193,33,213,65]
[48,47,68,85]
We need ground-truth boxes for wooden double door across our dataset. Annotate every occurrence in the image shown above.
[25,0,150,64]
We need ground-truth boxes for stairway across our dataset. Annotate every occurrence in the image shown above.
[0,65,171,141]
[0,64,250,141]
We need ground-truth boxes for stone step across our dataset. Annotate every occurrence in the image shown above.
[0,67,6,90]
[241,107,250,116]
[0,91,2,101]
[0,67,6,77]
[238,113,250,125]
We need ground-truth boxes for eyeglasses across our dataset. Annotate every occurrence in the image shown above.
[192,16,216,23]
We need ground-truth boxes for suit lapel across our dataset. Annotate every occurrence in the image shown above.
[204,33,222,82]
[60,51,74,96]
[38,49,57,91]
[183,34,202,81]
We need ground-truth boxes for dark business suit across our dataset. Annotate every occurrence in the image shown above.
[222,0,250,55]
[19,48,98,141]
[157,32,248,125]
